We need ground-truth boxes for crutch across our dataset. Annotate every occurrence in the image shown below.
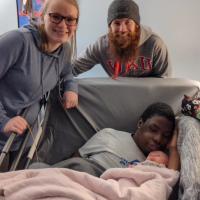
[7,106,40,171]
[24,100,50,169]
[0,108,28,169]
[9,128,31,171]
[10,93,50,170]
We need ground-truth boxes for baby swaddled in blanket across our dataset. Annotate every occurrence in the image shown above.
[102,151,180,200]
[100,151,179,200]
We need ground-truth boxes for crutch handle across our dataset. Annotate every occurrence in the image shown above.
[0,108,27,169]
[0,133,16,167]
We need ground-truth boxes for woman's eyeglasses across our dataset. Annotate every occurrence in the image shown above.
[48,13,78,26]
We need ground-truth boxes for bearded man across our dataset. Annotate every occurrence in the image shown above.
[72,0,171,78]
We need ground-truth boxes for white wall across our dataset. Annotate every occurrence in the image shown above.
[0,0,18,34]
[0,0,199,81]
[77,0,200,81]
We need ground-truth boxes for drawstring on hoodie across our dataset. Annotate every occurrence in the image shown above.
[112,60,121,79]
[41,56,44,99]
[55,57,63,101]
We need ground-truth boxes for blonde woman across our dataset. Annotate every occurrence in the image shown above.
[0,0,79,170]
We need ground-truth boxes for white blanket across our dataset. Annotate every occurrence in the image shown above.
[0,165,179,200]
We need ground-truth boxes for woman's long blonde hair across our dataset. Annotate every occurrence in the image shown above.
[38,0,79,58]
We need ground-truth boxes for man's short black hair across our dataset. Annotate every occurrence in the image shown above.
[140,102,176,129]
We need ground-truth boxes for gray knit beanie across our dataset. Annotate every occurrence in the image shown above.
[107,0,140,26]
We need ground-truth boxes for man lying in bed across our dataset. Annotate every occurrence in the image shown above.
[30,102,178,177]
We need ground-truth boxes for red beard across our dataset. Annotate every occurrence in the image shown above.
[108,27,140,63]
[112,33,133,48]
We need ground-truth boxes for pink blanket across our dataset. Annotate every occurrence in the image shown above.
[0,165,179,200]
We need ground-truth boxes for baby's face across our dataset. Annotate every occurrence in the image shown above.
[147,151,169,165]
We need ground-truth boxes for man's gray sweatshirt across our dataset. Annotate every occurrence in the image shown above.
[73,26,171,77]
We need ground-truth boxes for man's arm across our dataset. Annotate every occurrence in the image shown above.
[72,36,105,76]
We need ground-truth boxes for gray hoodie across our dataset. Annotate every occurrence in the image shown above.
[73,25,171,77]
[0,25,77,150]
